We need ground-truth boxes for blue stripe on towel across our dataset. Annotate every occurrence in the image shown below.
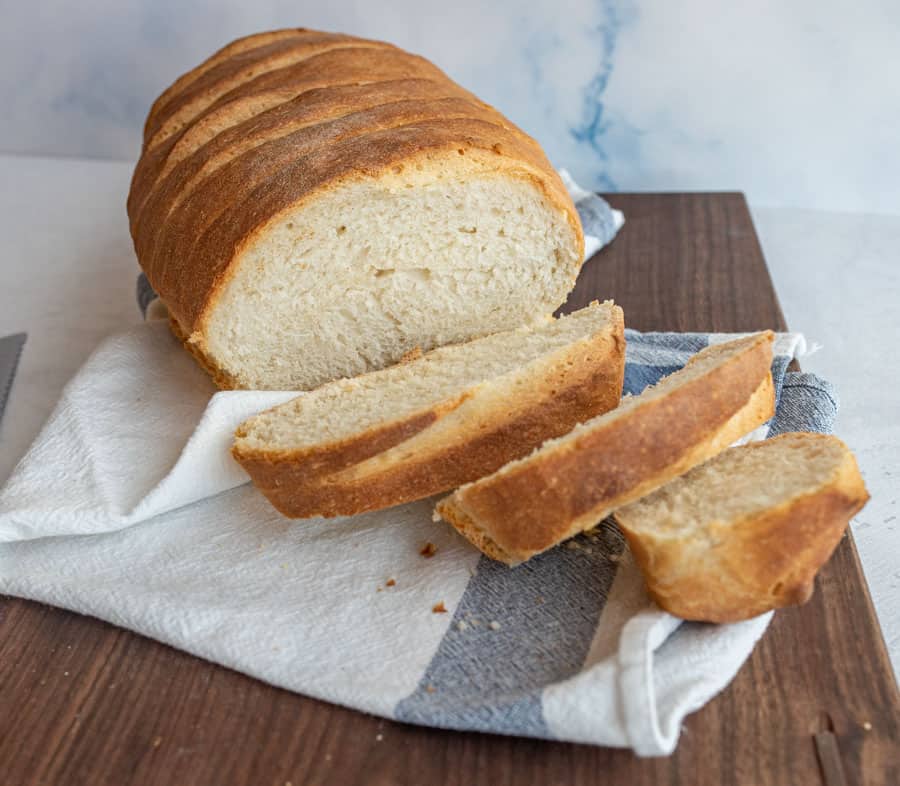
[395,523,626,737]
[0,333,26,430]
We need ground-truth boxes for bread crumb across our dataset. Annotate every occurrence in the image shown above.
[420,542,437,558]
[386,578,396,587]
[432,510,442,523]
[608,552,622,563]
[375,733,383,741]
[152,736,162,748]
[425,684,436,693]
[376,587,382,592]
[489,621,501,631]
[432,601,447,613]
[863,721,872,730]
[470,618,481,626]
[565,541,579,550]
[457,620,468,631]
[536,596,545,605]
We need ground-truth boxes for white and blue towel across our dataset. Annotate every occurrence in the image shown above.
[0,185,838,756]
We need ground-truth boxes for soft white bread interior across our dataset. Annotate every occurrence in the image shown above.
[614,432,869,622]
[204,167,582,390]
[234,301,625,517]
[435,332,775,564]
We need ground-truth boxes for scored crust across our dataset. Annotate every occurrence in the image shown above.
[233,307,625,517]
[436,332,776,565]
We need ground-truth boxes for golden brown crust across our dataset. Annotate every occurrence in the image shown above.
[436,333,776,564]
[615,434,870,622]
[167,315,240,389]
[233,307,625,517]
[144,32,386,149]
[144,29,310,139]
[127,29,583,361]
[235,394,468,483]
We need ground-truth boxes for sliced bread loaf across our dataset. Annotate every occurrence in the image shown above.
[128,29,585,390]
[435,332,775,564]
[234,301,625,517]
[614,432,869,622]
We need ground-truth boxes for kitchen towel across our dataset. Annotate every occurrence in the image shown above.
[0,317,834,756]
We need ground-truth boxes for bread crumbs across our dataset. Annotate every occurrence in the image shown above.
[457,620,468,631]
[489,621,501,631]
[420,542,437,558]
[386,578,396,587]
[425,684,437,693]
[432,602,447,613]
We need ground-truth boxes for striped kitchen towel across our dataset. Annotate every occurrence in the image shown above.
[0,318,835,756]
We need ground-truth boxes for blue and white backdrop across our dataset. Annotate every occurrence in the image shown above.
[1,0,898,213]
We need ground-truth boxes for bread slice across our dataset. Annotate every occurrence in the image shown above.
[436,332,776,565]
[127,29,585,390]
[614,432,869,622]
[234,301,625,517]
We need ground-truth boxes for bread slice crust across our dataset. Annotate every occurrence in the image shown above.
[614,433,869,622]
[233,305,625,517]
[436,332,776,564]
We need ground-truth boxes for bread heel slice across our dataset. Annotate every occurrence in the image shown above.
[436,331,776,565]
[234,301,625,517]
[614,432,869,622]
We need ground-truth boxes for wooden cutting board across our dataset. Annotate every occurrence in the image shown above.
[1,193,897,786]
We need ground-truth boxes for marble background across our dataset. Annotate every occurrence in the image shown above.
[2,0,898,213]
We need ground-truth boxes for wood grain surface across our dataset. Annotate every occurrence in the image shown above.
[1,193,896,786]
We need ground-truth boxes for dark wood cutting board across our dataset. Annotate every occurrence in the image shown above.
[1,193,897,786]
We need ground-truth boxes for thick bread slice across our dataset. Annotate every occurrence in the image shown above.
[614,432,869,622]
[436,332,776,565]
[233,302,625,517]
[128,29,584,390]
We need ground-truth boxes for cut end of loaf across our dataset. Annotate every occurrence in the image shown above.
[200,159,582,390]
[614,432,870,622]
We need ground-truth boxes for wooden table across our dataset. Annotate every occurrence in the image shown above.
[2,193,897,785]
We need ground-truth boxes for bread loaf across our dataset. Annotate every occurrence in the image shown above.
[234,301,624,517]
[127,28,584,390]
[436,332,776,564]
[614,432,869,622]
